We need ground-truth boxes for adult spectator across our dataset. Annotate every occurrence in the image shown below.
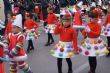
[3,0,12,26]
[41,0,49,20]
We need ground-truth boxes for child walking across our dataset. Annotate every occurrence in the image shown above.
[4,14,33,73]
[102,5,110,57]
[50,13,79,73]
[44,6,57,46]
[74,2,82,27]
[80,11,109,73]
[24,12,39,53]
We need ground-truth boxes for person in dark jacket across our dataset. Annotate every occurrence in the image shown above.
[1,0,11,35]
[3,0,11,26]
[41,0,49,20]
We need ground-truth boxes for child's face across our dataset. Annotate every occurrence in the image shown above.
[48,10,53,13]
[97,6,101,9]
[12,25,20,33]
[89,17,97,23]
[62,20,71,27]
[75,6,80,11]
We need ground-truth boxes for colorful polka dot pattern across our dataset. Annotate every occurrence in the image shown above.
[24,30,38,40]
[45,25,56,34]
[79,37,109,56]
[50,41,74,58]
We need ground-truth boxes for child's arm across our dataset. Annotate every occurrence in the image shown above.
[53,14,58,24]
[5,21,11,35]
[3,34,10,55]
[10,35,24,57]
[87,25,101,37]
[81,29,87,37]
[33,20,39,28]
[54,23,61,35]
[24,21,26,29]
[3,35,10,45]
[44,15,48,23]
[103,15,108,26]
[72,29,78,53]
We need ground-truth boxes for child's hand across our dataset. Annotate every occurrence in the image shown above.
[102,26,105,28]
[35,30,39,35]
[74,51,79,55]
[4,49,9,54]
[106,24,110,28]
[84,35,87,39]
[5,52,13,58]
[5,55,11,61]
[4,44,9,54]
[8,53,13,58]
[85,27,90,33]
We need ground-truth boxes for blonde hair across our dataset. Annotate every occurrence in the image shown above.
[60,15,73,24]
[62,15,72,20]
[58,19,62,24]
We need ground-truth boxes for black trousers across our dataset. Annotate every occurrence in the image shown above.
[4,12,8,26]
[27,40,34,51]
[107,37,110,47]
[107,37,110,55]
[0,60,3,63]
[57,58,72,73]
[47,33,54,43]
[88,57,97,73]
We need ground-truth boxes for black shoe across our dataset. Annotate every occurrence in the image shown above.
[50,41,54,44]
[26,50,30,54]
[45,42,50,46]
[30,47,35,51]
[68,70,73,73]
[88,70,95,73]
[0,60,3,63]
[58,71,62,73]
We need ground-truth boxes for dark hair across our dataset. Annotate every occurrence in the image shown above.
[90,7,95,11]
[62,15,72,20]
[7,11,13,17]
[47,6,54,11]
[88,11,98,18]
[108,4,110,7]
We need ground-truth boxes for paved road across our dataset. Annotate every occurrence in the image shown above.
[4,26,110,73]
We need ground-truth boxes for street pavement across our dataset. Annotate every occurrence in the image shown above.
[4,25,110,73]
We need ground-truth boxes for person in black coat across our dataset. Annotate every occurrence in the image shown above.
[1,0,11,35]
[59,0,69,7]
[41,0,49,20]
[3,0,11,26]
